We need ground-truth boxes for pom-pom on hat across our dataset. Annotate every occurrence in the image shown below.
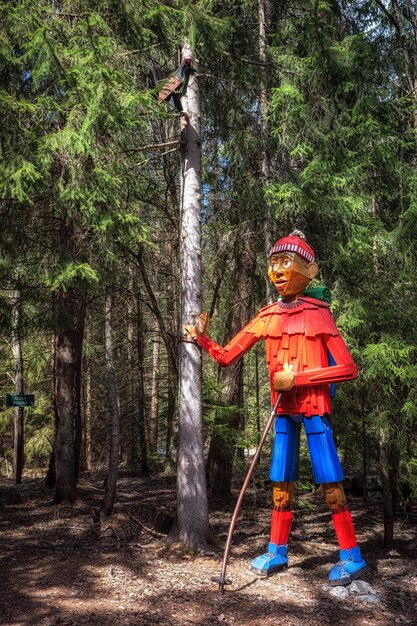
[269,230,315,264]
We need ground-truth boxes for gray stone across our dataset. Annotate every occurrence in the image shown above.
[349,580,374,595]
[290,567,304,576]
[329,586,350,599]
[358,593,381,604]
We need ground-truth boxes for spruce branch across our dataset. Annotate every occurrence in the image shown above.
[125,140,181,153]
[131,147,180,170]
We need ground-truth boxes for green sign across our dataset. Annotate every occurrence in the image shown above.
[6,394,35,408]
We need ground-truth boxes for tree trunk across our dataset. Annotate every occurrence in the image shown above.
[379,422,394,548]
[53,287,85,505]
[389,440,401,514]
[74,359,83,481]
[10,289,24,484]
[46,331,58,487]
[169,43,209,548]
[149,318,160,455]
[84,320,93,471]
[361,410,368,503]
[100,288,120,518]
[165,367,176,469]
[255,349,261,445]
[371,193,394,544]
[164,239,178,468]
[136,280,149,474]
[258,0,275,304]
[126,270,136,467]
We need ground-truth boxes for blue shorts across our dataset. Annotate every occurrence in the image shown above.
[269,414,344,485]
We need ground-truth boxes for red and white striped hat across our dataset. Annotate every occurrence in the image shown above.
[269,231,315,264]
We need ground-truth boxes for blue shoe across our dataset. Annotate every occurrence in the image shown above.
[328,547,367,586]
[251,543,288,577]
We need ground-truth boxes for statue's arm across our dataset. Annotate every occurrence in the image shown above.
[294,332,358,386]
[196,313,266,367]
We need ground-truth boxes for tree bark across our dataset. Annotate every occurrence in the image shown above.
[84,320,93,471]
[361,410,368,503]
[100,288,120,518]
[258,0,275,304]
[255,347,262,472]
[169,43,209,548]
[136,280,149,474]
[53,287,85,504]
[46,330,58,487]
[164,239,178,468]
[379,422,394,548]
[10,289,24,484]
[371,192,395,543]
[149,317,160,455]
[165,367,177,469]
[126,270,136,467]
[389,440,401,514]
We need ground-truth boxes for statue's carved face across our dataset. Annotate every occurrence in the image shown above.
[268,252,318,299]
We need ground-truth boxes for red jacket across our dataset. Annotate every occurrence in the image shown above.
[198,297,357,417]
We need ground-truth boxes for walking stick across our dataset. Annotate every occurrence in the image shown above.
[212,393,282,595]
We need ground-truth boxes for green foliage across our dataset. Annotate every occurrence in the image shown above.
[0,0,161,295]
[24,394,52,468]
[363,340,416,387]
[1,0,417,513]
[48,263,100,292]
[264,0,417,506]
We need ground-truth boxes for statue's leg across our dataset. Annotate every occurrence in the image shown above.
[304,415,366,585]
[323,483,367,585]
[251,415,300,577]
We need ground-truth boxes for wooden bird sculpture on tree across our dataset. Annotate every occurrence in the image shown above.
[157,48,193,112]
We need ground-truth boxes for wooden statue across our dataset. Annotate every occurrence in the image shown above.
[185,231,366,586]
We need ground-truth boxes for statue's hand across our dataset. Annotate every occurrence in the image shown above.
[184,312,210,341]
[273,363,296,391]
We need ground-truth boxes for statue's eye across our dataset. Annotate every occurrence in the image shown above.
[283,259,292,269]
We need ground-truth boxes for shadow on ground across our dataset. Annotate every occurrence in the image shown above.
[0,472,416,626]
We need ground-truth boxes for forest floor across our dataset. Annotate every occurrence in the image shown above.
[0,470,416,626]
